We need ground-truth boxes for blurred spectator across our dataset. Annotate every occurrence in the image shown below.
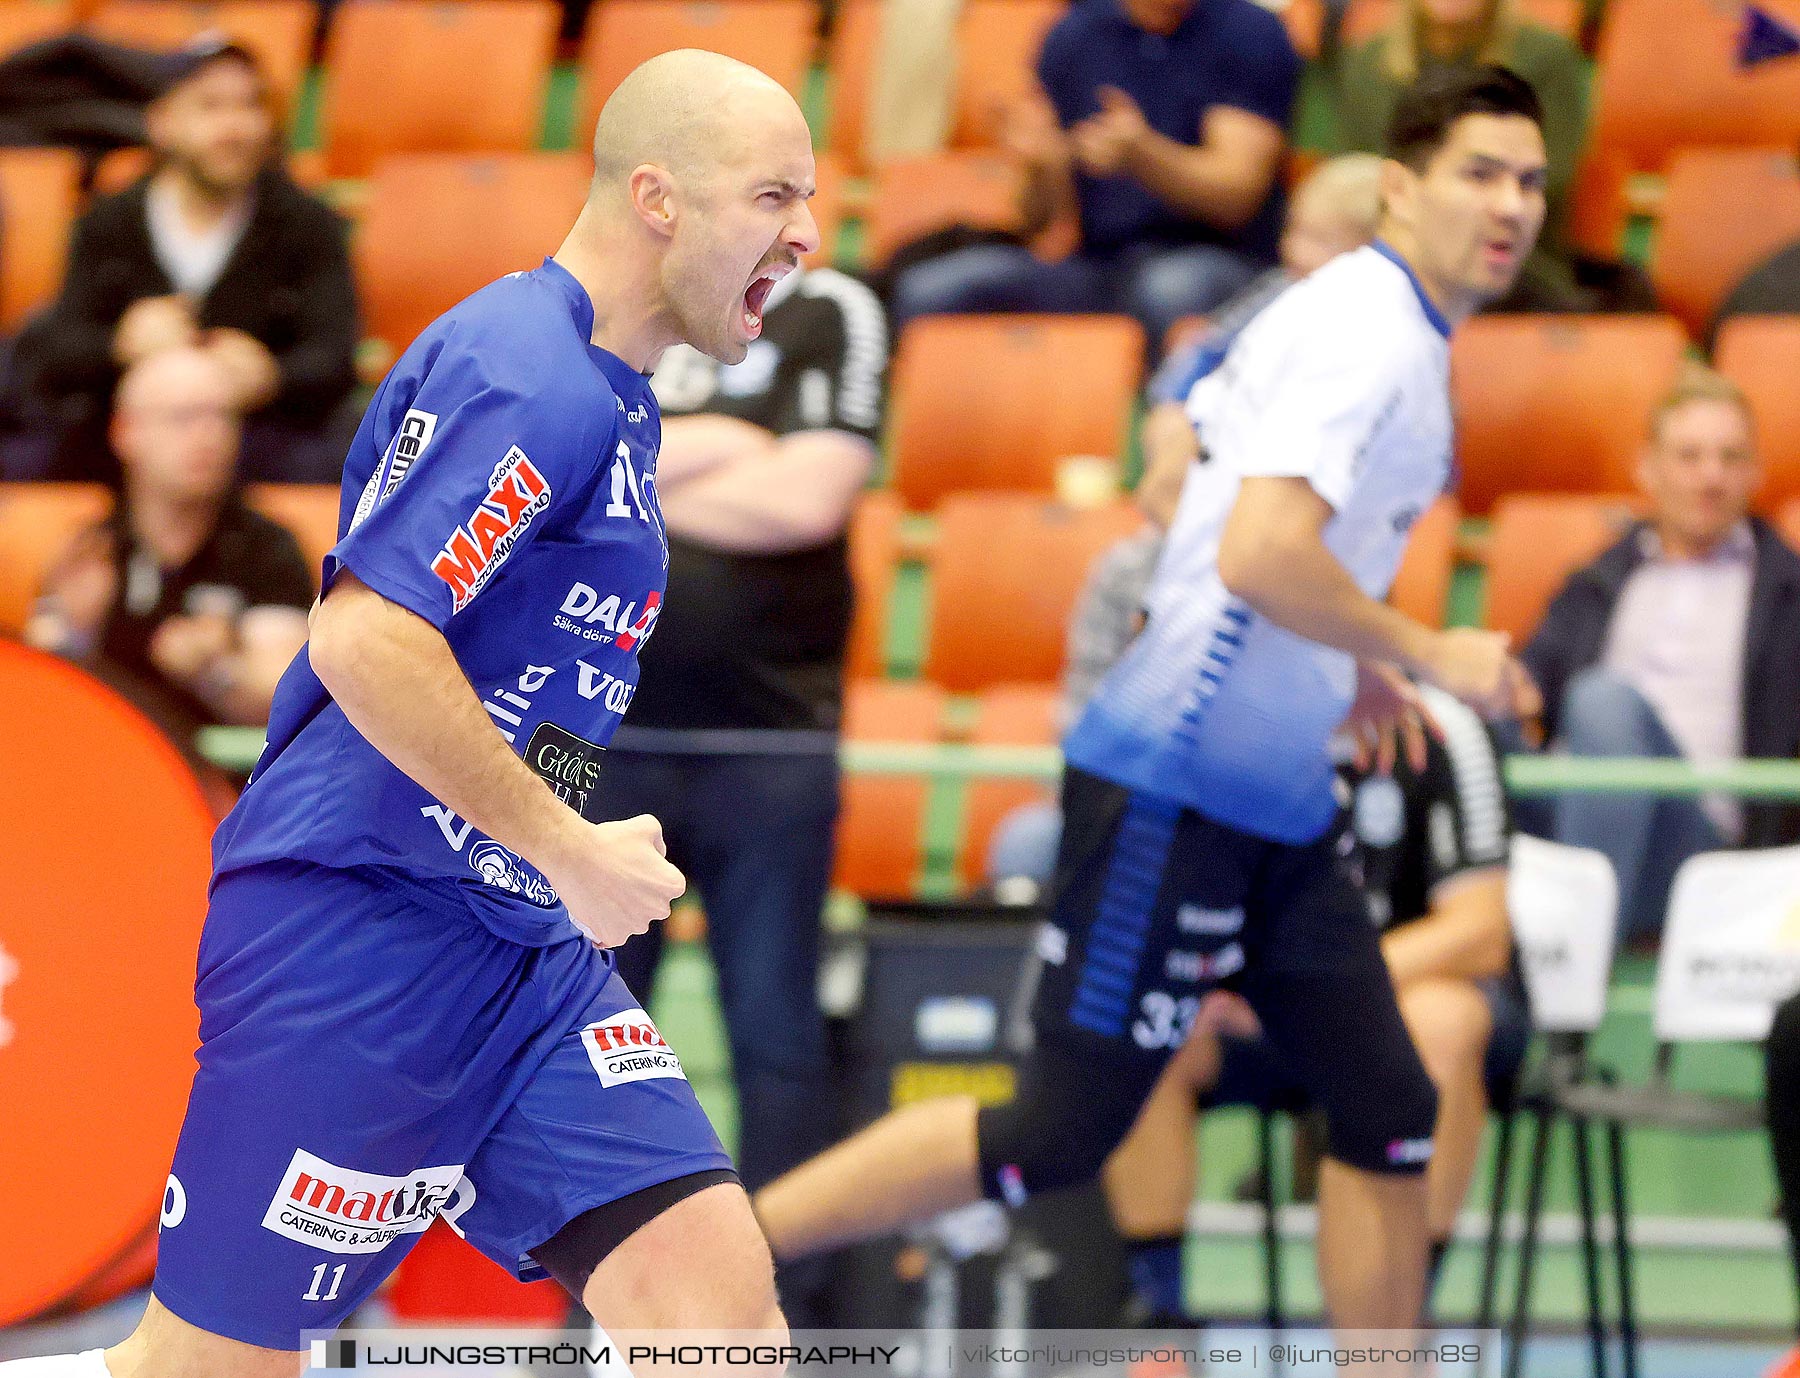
[1517,367,1800,942]
[14,37,358,485]
[1144,152,1383,405]
[865,0,962,160]
[24,347,312,733]
[892,0,1301,346]
[1318,0,1594,310]
[590,264,887,1322]
[1710,236,1800,351]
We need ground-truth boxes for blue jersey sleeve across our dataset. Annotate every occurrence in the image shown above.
[327,346,611,631]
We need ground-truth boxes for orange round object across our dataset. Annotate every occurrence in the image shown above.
[0,643,213,1325]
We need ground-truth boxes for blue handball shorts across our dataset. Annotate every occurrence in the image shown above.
[151,859,734,1351]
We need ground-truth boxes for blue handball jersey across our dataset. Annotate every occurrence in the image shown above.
[212,259,668,946]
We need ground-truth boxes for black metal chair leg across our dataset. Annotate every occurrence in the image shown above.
[1571,1116,1610,1378]
[1504,1105,1556,1378]
[1258,1107,1284,1335]
[1606,1118,1640,1378]
[1477,1107,1519,1330]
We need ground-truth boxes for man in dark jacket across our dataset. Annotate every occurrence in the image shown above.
[1520,366,1800,941]
[19,37,358,483]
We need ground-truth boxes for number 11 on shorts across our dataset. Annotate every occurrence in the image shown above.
[304,1262,345,1302]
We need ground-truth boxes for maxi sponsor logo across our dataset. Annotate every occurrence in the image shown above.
[580,1008,686,1087]
[260,1150,464,1254]
[430,447,551,612]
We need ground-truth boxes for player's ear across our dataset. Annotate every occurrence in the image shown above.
[628,164,679,239]
[1378,156,1416,234]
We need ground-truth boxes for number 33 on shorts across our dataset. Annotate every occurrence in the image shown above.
[1132,992,1201,1050]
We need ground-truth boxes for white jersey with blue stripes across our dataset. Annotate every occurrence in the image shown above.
[1063,243,1455,844]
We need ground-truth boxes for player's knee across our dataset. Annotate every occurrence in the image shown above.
[1318,1042,1440,1176]
[1398,979,1492,1082]
[975,1044,1156,1203]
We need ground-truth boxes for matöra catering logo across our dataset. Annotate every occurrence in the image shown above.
[431,447,551,612]
[580,1007,686,1088]
[261,1149,465,1254]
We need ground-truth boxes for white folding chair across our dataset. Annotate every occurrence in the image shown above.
[1483,836,1618,1364]
[1509,843,1800,1378]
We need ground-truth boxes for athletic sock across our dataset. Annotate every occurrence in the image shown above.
[1126,1234,1188,1323]
[0,1350,113,1376]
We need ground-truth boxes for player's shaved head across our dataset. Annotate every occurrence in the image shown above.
[561,48,818,370]
[591,49,798,188]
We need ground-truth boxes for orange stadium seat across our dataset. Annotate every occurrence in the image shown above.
[888,314,1145,510]
[861,152,1025,268]
[846,489,902,678]
[958,681,1060,887]
[578,0,818,138]
[1588,0,1800,175]
[356,152,591,357]
[1389,495,1458,628]
[925,494,1142,691]
[949,0,1065,149]
[834,678,946,898]
[0,482,113,636]
[0,148,80,330]
[85,0,313,114]
[1652,149,1800,340]
[1715,315,1800,512]
[245,483,341,585]
[1449,314,1689,515]
[1484,493,1641,642]
[321,0,557,178]
[0,0,74,58]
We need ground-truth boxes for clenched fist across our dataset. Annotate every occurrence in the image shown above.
[545,813,686,949]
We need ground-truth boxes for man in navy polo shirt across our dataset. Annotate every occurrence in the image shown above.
[893,0,1299,347]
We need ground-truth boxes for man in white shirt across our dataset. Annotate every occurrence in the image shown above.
[754,66,1545,1339]
[1519,368,1800,941]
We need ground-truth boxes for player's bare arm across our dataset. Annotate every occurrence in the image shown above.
[1217,474,1521,716]
[308,570,684,946]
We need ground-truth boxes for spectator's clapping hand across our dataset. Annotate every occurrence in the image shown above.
[206,328,281,412]
[149,611,236,688]
[112,295,199,367]
[999,91,1070,171]
[27,527,118,653]
[1071,86,1149,177]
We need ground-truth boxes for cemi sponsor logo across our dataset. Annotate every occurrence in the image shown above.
[581,1008,686,1087]
[431,447,551,611]
[260,1150,464,1254]
[351,408,437,530]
